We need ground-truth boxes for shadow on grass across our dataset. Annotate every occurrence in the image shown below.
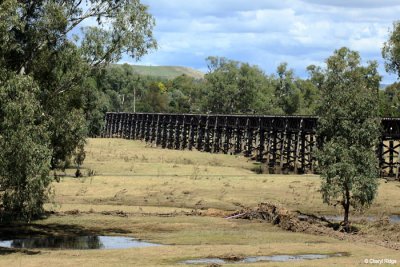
[0,247,40,255]
[0,222,131,241]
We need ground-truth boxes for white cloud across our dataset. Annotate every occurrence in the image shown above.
[133,0,400,83]
[301,0,400,9]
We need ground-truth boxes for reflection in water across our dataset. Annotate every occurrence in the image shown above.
[11,236,102,249]
[242,253,343,263]
[184,258,226,265]
[392,215,400,223]
[0,236,161,250]
[182,253,345,264]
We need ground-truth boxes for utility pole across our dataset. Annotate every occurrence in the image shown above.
[133,87,136,113]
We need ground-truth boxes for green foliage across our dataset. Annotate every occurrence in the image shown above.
[379,82,400,117]
[382,21,400,78]
[140,82,169,112]
[0,0,157,164]
[74,141,86,178]
[0,74,52,222]
[80,1,156,66]
[316,47,381,230]
[49,109,87,170]
[296,79,320,115]
[167,88,190,113]
[0,0,156,221]
[81,77,111,137]
[90,65,206,117]
[91,58,324,117]
[167,75,200,113]
[203,56,274,114]
[275,63,301,115]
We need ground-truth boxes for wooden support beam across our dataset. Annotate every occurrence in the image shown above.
[102,112,400,176]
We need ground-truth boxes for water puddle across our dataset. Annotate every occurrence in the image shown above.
[182,253,345,264]
[242,254,342,263]
[184,258,226,265]
[0,236,161,250]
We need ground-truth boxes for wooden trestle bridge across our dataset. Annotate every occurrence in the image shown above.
[103,112,400,177]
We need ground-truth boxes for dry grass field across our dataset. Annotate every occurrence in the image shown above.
[0,138,399,266]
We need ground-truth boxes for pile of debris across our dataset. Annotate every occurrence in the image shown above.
[225,202,335,233]
[225,202,400,251]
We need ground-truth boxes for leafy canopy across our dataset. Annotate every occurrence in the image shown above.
[0,0,156,221]
[382,21,400,79]
[204,56,276,114]
[0,74,52,222]
[316,47,381,229]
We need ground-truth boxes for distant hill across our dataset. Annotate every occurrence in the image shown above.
[111,64,205,80]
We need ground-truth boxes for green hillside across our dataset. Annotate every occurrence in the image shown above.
[111,64,205,80]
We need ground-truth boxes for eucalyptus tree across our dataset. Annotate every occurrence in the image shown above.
[0,75,52,222]
[379,82,400,117]
[382,21,400,116]
[316,47,381,231]
[0,0,156,220]
[204,56,272,114]
[275,63,301,115]
[382,21,400,79]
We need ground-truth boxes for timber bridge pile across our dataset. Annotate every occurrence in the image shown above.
[103,112,400,177]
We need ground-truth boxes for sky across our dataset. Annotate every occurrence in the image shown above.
[122,0,400,84]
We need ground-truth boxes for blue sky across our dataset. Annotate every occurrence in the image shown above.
[122,0,400,84]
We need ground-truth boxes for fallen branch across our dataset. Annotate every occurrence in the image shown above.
[295,210,334,224]
[225,212,246,220]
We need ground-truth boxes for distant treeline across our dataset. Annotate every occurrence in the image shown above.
[86,56,400,136]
